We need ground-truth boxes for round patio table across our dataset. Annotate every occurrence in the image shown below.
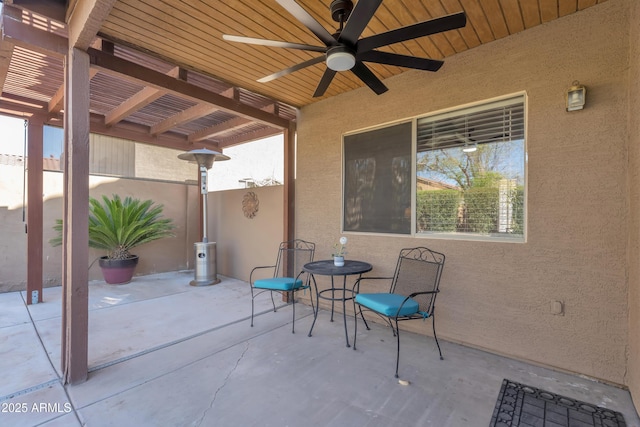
[304,260,372,347]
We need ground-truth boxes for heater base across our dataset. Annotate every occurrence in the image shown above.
[189,278,221,287]
[190,242,219,286]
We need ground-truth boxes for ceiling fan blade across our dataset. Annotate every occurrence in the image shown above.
[350,61,388,95]
[338,0,382,46]
[223,35,326,53]
[313,69,337,97]
[276,0,337,46]
[358,50,444,72]
[358,12,467,53]
[257,56,325,83]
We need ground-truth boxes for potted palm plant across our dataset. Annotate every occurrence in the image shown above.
[51,194,175,284]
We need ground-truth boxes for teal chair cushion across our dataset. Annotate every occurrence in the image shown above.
[355,293,420,317]
[254,277,304,291]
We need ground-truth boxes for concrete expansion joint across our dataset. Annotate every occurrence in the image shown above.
[195,341,250,426]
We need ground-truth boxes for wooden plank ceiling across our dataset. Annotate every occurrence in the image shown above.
[0,0,607,150]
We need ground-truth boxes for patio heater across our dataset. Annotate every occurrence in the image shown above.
[178,148,230,286]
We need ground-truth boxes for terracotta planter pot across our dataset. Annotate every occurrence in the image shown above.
[98,255,139,284]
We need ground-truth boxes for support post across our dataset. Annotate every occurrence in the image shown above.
[61,47,90,384]
[282,123,296,302]
[26,118,44,304]
[283,123,296,244]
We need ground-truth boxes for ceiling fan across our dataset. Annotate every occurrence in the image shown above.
[223,0,466,97]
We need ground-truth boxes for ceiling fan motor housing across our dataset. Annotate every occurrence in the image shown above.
[330,0,353,22]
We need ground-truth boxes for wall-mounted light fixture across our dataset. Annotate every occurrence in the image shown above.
[566,81,586,112]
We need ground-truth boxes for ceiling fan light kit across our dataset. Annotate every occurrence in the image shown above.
[326,46,356,71]
[223,0,467,97]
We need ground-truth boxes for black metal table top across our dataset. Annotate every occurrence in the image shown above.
[303,260,372,276]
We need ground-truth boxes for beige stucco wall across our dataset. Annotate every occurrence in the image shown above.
[627,0,640,411]
[297,0,631,387]
[0,168,199,291]
[209,185,284,282]
[134,143,194,182]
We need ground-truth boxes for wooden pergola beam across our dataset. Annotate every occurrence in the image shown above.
[0,98,223,150]
[88,48,290,130]
[104,86,165,126]
[150,103,219,136]
[0,92,48,110]
[188,116,251,143]
[67,0,117,50]
[8,0,67,22]
[217,126,284,148]
[103,67,179,126]
[89,113,221,151]
[1,8,66,58]
[0,36,15,92]
[48,68,98,113]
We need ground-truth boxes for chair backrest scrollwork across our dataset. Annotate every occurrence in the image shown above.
[274,239,316,280]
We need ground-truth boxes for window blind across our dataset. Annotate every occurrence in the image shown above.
[417,96,525,152]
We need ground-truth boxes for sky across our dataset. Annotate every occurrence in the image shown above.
[208,135,284,191]
[0,115,64,158]
[0,115,28,156]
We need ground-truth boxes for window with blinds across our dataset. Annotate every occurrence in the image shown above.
[342,94,526,241]
[416,96,525,239]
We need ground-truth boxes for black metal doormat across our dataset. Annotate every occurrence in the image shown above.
[490,379,626,427]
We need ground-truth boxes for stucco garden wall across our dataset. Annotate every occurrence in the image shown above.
[296,0,631,388]
[209,185,284,282]
[0,168,200,291]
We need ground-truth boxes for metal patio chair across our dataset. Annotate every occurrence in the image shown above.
[353,247,445,378]
[249,239,315,333]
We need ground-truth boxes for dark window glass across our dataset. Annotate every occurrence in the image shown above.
[343,122,412,234]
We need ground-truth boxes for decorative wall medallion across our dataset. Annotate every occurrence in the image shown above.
[242,191,259,219]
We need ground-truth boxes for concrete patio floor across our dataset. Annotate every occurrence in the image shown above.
[1,271,638,427]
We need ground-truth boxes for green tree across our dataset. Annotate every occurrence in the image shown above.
[417,143,514,190]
